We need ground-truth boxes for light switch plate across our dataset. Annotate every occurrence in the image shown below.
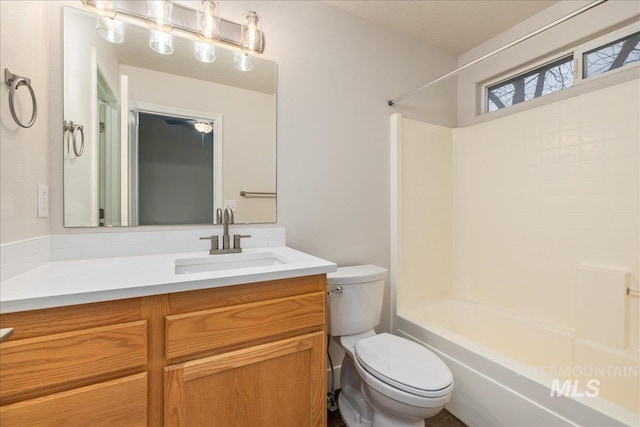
[224,200,237,212]
[37,184,49,218]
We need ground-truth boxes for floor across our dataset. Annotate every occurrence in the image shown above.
[327,406,467,427]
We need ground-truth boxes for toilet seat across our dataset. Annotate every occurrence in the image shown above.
[355,333,453,399]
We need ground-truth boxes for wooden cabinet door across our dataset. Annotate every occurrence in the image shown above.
[165,332,325,427]
[0,373,147,427]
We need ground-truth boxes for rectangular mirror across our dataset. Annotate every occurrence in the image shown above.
[63,6,277,227]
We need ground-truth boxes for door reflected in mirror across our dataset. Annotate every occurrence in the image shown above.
[63,6,277,227]
[136,111,218,226]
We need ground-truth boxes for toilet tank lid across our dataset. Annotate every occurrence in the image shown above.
[327,265,387,285]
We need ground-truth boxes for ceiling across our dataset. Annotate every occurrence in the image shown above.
[326,0,559,55]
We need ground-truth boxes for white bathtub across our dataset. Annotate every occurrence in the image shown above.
[395,300,639,427]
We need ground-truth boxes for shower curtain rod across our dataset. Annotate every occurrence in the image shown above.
[387,0,608,106]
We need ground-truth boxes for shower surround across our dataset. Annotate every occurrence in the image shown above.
[391,79,639,426]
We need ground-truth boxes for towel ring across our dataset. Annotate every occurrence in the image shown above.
[72,125,85,157]
[5,69,37,129]
[65,121,73,155]
[63,120,85,157]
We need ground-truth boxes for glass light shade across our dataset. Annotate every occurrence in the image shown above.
[194,122,213,134]
[146,0,173,32]
[197,0,220,41]
[241,10,262,54]
[234,52,254,72]
[96,16,125,44]
[194,42,216,63]
[149,30,174,55]
[82,0,117,18]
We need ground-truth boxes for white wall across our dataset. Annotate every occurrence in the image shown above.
[226,1,458,333]
[121,65,276,224]
[457,0,640,126]
[0,1,50,244]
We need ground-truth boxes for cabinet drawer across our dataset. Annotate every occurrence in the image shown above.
[0,320,147,402]
[166,292,324,360]
[0,372,148,427]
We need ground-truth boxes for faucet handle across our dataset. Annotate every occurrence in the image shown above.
[199,235,219,254]
[233,234,251,250]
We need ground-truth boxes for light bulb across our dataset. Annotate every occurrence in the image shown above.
[194,42,216,63]
[82,0,117,18]
[234,52,254,72]
[97,16,125,44]
[146,0,172,32]
[197,0,220,41]
[194,122,213,134]
[149,30,173,55]
[241,11,262,54]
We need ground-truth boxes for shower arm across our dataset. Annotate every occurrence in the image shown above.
[387,0,608,106]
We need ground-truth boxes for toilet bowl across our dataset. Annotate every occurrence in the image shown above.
[327,265,453,427]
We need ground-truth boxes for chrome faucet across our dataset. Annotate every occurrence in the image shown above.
[199,207,251,255]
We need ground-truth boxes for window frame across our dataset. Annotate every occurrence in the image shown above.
[481,22,640,114]
[486,54,575,113]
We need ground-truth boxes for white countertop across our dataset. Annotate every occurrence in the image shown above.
[0,247,336,313]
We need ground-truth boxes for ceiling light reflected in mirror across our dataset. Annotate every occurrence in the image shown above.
[96,15,125,44]
[149,30,174,54]
[194,42,216,63]
[234,52,254,72]
[194,121,213,133]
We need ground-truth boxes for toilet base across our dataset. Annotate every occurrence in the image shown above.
[338,351,442,427]
[339,392,371,427]
[338,384,437,427]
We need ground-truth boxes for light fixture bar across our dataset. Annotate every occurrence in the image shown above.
[94,2,262,54]
[387,0,607,106]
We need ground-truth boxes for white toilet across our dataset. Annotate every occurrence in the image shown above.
[327,265,454,427]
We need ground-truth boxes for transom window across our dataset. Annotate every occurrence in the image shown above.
[487,56,574,112]
[583,31,640,78]
[484,24,640,114]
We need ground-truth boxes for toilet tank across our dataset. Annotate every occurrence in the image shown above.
[326,265,388,336]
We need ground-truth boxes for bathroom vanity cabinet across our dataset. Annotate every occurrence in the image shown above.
[0,274,327,426]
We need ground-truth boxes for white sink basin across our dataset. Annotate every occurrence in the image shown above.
[175,251,291,274]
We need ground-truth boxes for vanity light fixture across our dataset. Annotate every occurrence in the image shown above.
[82,0,265,65]
[194,121,213,134]
[82,0,117,18]
[96,15,125,44]
[149,30,174,55]
[194,42,216,63]
[146,0,173,32]
[234,52,254,72]
[241,11,262,54]
[197,1,220,41]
